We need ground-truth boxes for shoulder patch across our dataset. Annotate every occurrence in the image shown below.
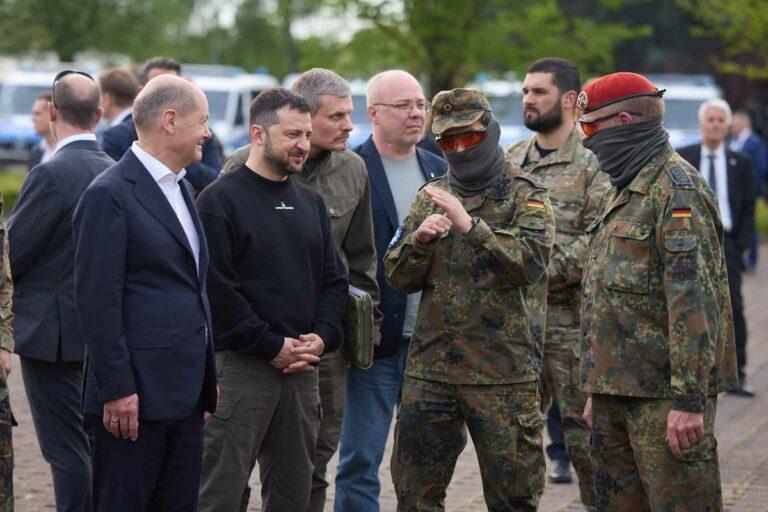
[665,166,694,189]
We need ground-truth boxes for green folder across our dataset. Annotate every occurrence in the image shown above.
[343,285,374,369]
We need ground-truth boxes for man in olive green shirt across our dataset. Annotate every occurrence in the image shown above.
[222,69,379,512]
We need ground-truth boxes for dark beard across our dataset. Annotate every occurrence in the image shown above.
[264,133,304,176]
[523,100,564,134]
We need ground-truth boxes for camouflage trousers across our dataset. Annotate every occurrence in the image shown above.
[0,373,12,512]
[392,376,545,512]
[540,325,595,510]
[591,394,722,512]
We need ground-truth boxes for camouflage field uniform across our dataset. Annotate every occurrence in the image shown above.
[580,144,738,511]
[506,129,608,509]
[0,195,15,511]
[384,157,555,511]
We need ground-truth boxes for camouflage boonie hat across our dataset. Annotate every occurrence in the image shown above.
[430,88,491,136]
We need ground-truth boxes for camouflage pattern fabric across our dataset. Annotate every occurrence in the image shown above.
[391,377,545,512]
[0,194,14,512]
[580,143,738,410]
[507,128,609,510]
[430,88,492,135]
[591,394,722,512]
[384,158,555,385]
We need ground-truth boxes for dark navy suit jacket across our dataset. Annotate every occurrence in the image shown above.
[354,136,447,359]
[739,133,768,196]
[101,113,221,193]
[9,140,114,361]
[73,150,217,420]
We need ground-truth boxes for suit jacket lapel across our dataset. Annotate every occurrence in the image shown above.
[125,152,195,259]
[180,181,208,283]
[363,138,399,229]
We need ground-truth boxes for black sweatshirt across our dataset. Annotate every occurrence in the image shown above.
[196,165,348,360]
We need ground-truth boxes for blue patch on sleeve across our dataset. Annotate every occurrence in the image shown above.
[389,226,403,249]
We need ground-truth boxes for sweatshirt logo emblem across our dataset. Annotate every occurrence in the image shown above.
[275,200,294,211]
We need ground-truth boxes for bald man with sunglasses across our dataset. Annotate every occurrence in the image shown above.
[384,88,555,511]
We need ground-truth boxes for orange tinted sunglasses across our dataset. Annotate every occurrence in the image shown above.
[579,111,643,137]
[435,127,488,152]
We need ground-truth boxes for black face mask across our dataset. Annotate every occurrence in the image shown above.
[582,118,669,188]
[445,117,506,196]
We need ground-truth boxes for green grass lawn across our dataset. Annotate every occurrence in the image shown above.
[0,170,27,215]
[756,198,768,238]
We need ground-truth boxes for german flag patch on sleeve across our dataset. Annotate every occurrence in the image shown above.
[671,208,692,218]
[526,199,545,209]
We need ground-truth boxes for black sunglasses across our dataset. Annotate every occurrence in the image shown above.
[51,70,96,105]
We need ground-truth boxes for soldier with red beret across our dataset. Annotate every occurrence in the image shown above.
[578,72,738,511]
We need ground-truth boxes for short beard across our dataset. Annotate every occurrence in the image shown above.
[264,133,303,177]
[524,97,564,134]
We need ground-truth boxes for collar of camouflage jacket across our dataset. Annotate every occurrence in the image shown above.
[521,126,584,167]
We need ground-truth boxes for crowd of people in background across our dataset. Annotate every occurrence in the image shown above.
[0,53,763,512]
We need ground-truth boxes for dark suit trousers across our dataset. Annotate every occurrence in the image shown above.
[724,234,748,380]
[91,406,204,512]
[20,357,92,512]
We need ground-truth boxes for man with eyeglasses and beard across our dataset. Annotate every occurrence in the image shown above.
[197,88,348,512]
[505,57,608,509]
[578,73,737,511]
[384,88,555,511]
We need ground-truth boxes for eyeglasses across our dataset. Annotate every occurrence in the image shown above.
[435,126,488,152]
[51,70,95,106]
[371,101,430,112]
[579,111,643,137]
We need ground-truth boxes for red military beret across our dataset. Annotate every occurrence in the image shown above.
[577,72,665,113]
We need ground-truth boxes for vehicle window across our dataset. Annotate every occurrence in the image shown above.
[0,85,52,115]
[202,90,229,121]
[351,95,369,124]
[488,96,524,125]
[662,99,702,130]
[234,93,244,126]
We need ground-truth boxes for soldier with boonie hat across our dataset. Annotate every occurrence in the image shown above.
[383,87,555,510]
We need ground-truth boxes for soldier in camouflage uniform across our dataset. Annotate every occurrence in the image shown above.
[578,73,738,511]
[384,88,555,512]
[506,58,608,510]
[0,194,15,511]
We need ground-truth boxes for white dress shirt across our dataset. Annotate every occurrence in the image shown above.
[700,143,732,232]
[130,142,201,271]
[50,133,98,158]
[38,139,54,164]
[110,107,133,127]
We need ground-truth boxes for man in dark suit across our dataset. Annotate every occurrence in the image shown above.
[100,56,221,193]
[9,70,114,511]
[334,70,447,512]
[731,110,768,271]
[28,92,55,170]
[73,74,218,511]
[679,98,756,397]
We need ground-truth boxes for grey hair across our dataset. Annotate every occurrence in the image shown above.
[292,68,350,115]
[133,83,198,133]
[698,98,732,124]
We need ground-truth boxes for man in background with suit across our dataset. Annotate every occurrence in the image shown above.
[730,110,767,271]
[9,70,114,512]
[99,67,138,132]
[28,93,55,170]
[679,98,756,397]
[73,74,218,511]
[101,56,220,193]
[334,70,447,512]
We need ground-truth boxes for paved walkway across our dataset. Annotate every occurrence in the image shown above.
[9,256,768,511]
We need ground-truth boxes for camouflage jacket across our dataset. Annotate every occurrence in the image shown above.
[384,160,554,384]
[224,144,379,305]
[506,129,609,329]
[580,144,738,412]
[0,195,13,354]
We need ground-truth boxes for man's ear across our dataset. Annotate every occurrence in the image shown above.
[161,108,177,133]
[562,90,577,110]
[250,123,265,146]
[48,102,57,122]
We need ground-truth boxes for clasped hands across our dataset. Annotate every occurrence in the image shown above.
[270,333,324,374]
[414,187,473,244]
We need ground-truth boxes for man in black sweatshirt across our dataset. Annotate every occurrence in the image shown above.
[197,88,348,512]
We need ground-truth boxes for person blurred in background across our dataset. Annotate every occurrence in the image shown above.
[29,93,55,170]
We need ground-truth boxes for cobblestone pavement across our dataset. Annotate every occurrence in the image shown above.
[9,255,768,511]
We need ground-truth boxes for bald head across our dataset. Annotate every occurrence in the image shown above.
[133,74,205,135]
[52,73,102,129]
[366,70,423,105]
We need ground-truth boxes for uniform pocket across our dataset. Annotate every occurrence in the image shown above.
[664,230,698,281]
[607,221,652,294]
[678,435,717,462]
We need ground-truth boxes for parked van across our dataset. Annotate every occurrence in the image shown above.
[0,69,58,161]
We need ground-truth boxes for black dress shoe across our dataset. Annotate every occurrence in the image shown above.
[549,459,573,484]
[728,383,756,397]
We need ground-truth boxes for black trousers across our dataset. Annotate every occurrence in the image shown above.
[92,406,204,512]
[20,357,92,512]
[724,234,748,381]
